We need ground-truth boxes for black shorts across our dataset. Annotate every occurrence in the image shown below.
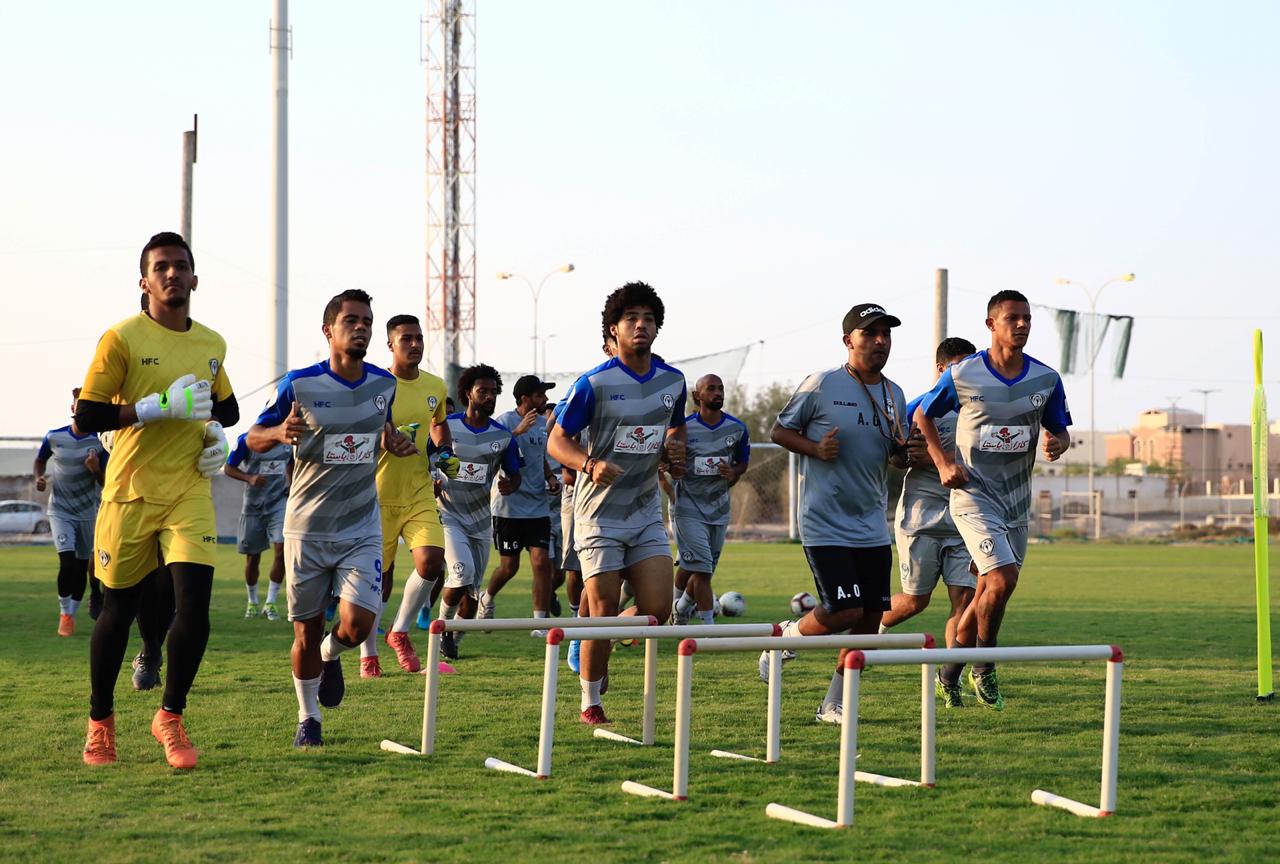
[493,516,551,555]
[803,545,892,613]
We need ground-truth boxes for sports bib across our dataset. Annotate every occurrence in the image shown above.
[453,461,488,484]
[693,455,728,476]
[613,425,664,455]
[259,460,286,475]
[977,424,1031,453]
[323,433,377,464]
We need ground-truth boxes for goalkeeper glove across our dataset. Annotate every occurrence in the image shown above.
[435,447,460,480]
[135,374,213,424]
[197,421,229,478]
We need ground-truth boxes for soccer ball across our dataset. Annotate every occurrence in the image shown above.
[790,591,817,617]
[718,591,746,617]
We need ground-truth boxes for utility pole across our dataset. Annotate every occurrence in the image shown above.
[270,0,291,381]
[1193,388,1221,494]
[933,268,948,372]
[180,115,197,244]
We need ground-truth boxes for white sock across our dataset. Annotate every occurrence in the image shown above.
[533,610,548,619]
[878,622,888,634]
[361,599,385,658]
[67,598,81,616]
[392,572,437,633]
[781,620,802,638]
[673,585,682,603]
[320,632,354,663]
[480,590,494,607]
[441,602,458,620]
[247,584,260,605]
[580,677,604,710]
[293,674,322,722]
[675,592,697,616]
[824,669,844,707]
[697,609,714,625]
[58,595,72,615]
[266,580,282,604]
[570,603,580,618]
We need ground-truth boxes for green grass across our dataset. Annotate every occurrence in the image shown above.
[0,541,1276,863]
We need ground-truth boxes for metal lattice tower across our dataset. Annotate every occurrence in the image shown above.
[423,0,476,392]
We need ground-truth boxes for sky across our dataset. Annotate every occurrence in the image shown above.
[2,0,1278,447]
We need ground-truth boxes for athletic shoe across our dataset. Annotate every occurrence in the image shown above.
[671,602,690,626]
[151,709,198,769]
[440,631,459,661]
[416,607,432,630]
[478,594,496,620]
[968,668,1004,711]
[244,602,259,619]
[324,598,338,623]
[318,657,345,708]
[434,660,458,675]
[57,614,75,637]
[550,595,562,617]
[757,648,797,684]
[385,631,421,673]
[131,652,161,691]
[566,639,581,673]
[815,702,844,724]
[88,592,103,621]
[579,705,611,725]
[262,602,281,622]
[293,717,323,748]
[360,656,383,678]
[936,673,964,709]
[82,716,116,766]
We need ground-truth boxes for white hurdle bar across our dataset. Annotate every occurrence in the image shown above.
[378,615,656,759]
[485,623,781,781]
[618,633,934,802]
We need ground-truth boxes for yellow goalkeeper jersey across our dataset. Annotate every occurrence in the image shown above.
[376,370,448,507]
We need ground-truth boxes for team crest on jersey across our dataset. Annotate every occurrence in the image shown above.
[98,549,110,568]
[662,393,675,410]
[374,394,387,413]
[428,396,438,410]
[1029,393,1045,408]
[209,358,220,379]
[57,533,67,545]
[725,436,737,447]
[979,538,995,556]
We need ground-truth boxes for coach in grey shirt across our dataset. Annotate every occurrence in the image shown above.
[768,302,909,724]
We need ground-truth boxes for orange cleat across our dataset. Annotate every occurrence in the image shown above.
[57,614,75,637]
[83,716,117,765]
[151,709,198,769]
[385,631,421,673]
[360,656,383,678]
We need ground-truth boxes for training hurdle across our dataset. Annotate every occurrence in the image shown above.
[625,638,1124,827]
[379,615,656,758]
[485,623,780,779]
[617,633,932,802]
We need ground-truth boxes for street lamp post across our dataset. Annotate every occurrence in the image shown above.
[1056,273,1136,539]
[1192,388,1221,495]
[498,264,575,374]
[535,333,558,379]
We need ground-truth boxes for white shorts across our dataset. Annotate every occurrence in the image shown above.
[560,494,581,573]
[285,535,384,621]
[549,508,564,568]
[673,518,727,574]
[953,511,1028,576]
[238,507,285,555]
[894,529,976,595]
[443,522,491,593]
[51,514,95,559]
[575,519,672,580]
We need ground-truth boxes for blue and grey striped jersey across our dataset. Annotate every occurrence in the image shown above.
[255,360,396,542]
[439,413,522,536]
[556,357,687,529]
[896,394,958,537]
[919,351,1071,526]
[37,426,104,520]
[226,434,291,515]
[673,412,750,526]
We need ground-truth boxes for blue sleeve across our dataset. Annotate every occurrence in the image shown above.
[37,436,52,461]
[735,422,751,464]
[669,383,688,427]
[255,375,296,427]
[556,375,596,437]
[918,369,959,419]
[1043,377,1072,434]
[904,395,925,433]
[98,449,108,472]
[226,434,251,468]
[502,436,522,475]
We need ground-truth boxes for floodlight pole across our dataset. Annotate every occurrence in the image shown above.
[1193,388,1220,494]
[180,115,197,245]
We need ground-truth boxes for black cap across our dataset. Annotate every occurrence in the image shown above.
[513,374,556,401]
[842,303,902,334]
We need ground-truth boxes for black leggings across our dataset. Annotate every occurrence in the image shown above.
[88,564,213,721]
[56,551,89,601]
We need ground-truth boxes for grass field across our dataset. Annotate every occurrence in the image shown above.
[1,540,1276,863]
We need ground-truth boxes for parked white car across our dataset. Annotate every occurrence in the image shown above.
[0,500,48,534]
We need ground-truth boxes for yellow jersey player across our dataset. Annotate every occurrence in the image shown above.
[75,232,237,769]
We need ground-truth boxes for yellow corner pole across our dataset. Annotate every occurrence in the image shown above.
[1253,329,1274,702]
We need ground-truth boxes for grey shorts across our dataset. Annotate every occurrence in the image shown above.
[51,514,94,559]
[673,518,727,574]
[575,518,672,580]
[549,510,564,569]
[284,535,383,621]
[894,529,976,595]
[443,522,490,593]
[238,508,285,555]
[953,510,1028,575]
[560,495,581,573]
